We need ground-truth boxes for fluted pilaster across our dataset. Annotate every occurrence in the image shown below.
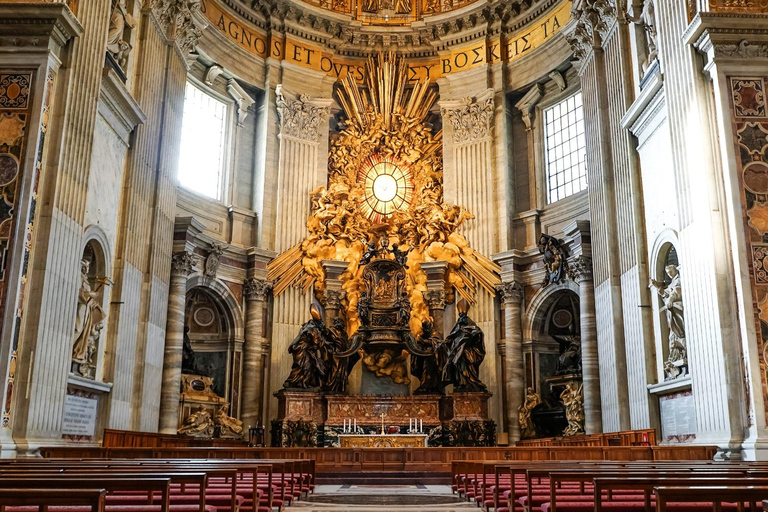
[158,251,193,433]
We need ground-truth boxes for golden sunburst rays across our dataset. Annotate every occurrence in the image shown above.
[336,52,438,131]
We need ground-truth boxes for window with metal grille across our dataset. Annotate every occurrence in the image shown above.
[544,91,587,203]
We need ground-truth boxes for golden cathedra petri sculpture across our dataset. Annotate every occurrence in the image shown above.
[268,53,500,336]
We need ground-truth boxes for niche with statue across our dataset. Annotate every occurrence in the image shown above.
[72,242,112,380]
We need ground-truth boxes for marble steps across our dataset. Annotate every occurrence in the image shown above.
[315,471,450,485]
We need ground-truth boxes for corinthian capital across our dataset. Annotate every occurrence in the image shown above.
[275,85,330,141]
[568,255,593,283]
[497,281,523,305]
[441,92,495,143]
[151,0,203,54]
[171,251,195,277]
[244,278,272,302]
[424,290,447,310]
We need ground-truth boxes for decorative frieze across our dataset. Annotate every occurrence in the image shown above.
[714,40,768,59]
[442,94,494,143]
[275,86,330,142]
[243,278,272,301]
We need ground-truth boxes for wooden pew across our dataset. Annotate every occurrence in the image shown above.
[654,486,768,512]
[0,478,171,512]
[0,489,106,512]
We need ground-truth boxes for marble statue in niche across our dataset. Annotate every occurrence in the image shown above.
[178,404,214,437]
[182,326,214,377]
[560,382,585,436]
[650,264,687,380]
[627,0,658,73]
[518,387,541,439]
[283,302,333,390]
[214,404,243,438]
[442,299,488,393]
[538,233,569,286]
[106,0,135,70]
[72,255,111,379]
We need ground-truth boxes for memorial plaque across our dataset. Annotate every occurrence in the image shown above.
[62,393,98,437]
[659,390,697,443]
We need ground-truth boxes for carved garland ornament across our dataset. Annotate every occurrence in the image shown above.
[442,96,495,143]
[151,0,203,54]
[276,87,330,141]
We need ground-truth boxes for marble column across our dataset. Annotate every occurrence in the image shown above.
[499,281,525,441]
[158,251,194,434]
[321,260,349,324]
[420,261,448,337]
[241,277,271,430]
[570,255,602,434]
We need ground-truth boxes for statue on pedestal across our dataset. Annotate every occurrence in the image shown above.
[442,299,488,393]
[649,264,687,380]
[518,387,540,439]
[410,320,446,394]
[178,405,214,437]
[283,302,332,390]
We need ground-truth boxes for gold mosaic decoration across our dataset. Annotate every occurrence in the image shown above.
[268,53,500,335]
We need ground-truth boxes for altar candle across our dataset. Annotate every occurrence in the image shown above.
[354,419,357,431]
[344,419,347,432]
[420,419,423,432]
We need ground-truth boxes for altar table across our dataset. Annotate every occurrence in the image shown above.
[338,433,429,448]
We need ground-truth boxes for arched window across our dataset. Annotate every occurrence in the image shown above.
[178,81,230,200]
[544,91,587,203]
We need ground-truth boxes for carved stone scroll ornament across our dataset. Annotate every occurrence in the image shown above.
[275,85,330,141]
[442,95,494,143]
[204,243,225,277]
[150,0,203,54]
[171,250,195,277]
[244,278,272,302]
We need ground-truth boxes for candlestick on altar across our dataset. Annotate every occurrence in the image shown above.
[420,419,423,433]
[380,412,385,435]
[354,419,357,431]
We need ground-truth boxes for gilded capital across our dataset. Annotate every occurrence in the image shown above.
[442,94,494,143]
[171,251,195,278]
[568,255,593,283]
[244,278,272,302]
[497,281,523,305]
[276,85,330,141]
[151,0,203,54]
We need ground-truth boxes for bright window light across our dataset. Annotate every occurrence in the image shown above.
[544,91,587,203]
[178,82,228,200]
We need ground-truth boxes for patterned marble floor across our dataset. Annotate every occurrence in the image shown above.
[286,484,478,511]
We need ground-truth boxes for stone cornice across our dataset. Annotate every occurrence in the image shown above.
[0,4,83,50]
[98,67,147,146]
